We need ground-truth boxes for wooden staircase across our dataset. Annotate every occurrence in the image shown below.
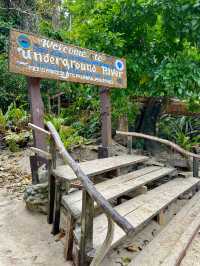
[129,191,200,266]
[62,166,175,219]
[28,123,200,266]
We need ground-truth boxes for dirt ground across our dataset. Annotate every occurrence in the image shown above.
[0,188,73,266]
[0,149,72,266]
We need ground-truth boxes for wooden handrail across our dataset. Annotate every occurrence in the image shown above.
[30,147,52,160]
[116,131,200,160]
[46,122,134,235]
[29,123,51,136]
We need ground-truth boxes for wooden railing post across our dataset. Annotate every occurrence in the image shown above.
[47,138,57,224]
[80,189,94,266]
[193,158,199,178]
[192,147,199,178]
[52,178,62,235]
[29,155,40,184]
[127,136,132,154]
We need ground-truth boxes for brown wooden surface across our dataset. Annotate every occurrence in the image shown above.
[91,177,200,250]
[47,139,56,224]
[64,211,74,260]
[52,154,148,181]
[130,191,200,266]
[100,88,112,146]
[62,166,175,219]
[117,131,200,160]
[52,179,62,235]
[9,29,127,88]
[80,190,94,266]
[28,77,46,151]
[29,155,39,184]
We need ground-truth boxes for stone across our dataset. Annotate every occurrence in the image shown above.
[23,182,48,214]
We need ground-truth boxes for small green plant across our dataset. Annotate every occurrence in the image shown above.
[45,114,65,131]
[4,102,27,127]
[0,109,6,132]
[4,131,32,152]
[60,125,91,149]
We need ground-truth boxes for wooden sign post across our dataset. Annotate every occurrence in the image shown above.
[99,88,112,158]
[28,77,45,150]
[9,29,127,179]
[27,77,46,183]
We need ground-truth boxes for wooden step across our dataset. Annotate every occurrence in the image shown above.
[180,223,200,266]
[62,166,175,218]
[129,191,200,266]
[89,177,200,250]
[53,154,148,181]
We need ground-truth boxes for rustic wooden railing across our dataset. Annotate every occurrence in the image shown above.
[29,122,135,265]
[117,131,200,178]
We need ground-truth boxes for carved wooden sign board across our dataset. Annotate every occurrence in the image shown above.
[9,29,127,88]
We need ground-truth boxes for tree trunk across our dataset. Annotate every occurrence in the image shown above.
[52,0,61,31]
[134,97,166,152]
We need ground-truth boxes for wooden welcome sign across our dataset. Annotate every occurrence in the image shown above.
[9,29,127,88]
[9,29,126,176]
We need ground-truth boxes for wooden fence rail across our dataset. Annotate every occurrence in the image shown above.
[116,131,199,177]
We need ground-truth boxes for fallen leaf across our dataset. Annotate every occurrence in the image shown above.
[126,244,140,252]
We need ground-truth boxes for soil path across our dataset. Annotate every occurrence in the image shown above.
[0,149,73,265]
[0,188,72,266]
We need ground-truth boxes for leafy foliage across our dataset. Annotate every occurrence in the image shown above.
[158,115,200,150]
[4,130,32,152]
[45,114,91,149]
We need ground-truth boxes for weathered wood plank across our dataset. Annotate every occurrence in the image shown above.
[29,155,39,184]
[28,77,46,151]
[193,157,199,177]
[53,154,148,181]
[63,166,159,205]
[80,190,94,266]
[47,139,56,224]
[91,177,200,250]
[28,122,51,136]
[130,192,200,266]
[127,136,132,155]
[30,147,52,160]
[62,166,175,218]
[64,211,74,260]
[52,179,62,235]
[99,87,112,158]
[162,213,200,265]
[116,131,200,160]
[181,222,200,266]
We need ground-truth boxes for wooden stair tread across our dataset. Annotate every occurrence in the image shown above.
[53,154,148,181]
[91,177,200,250]
[180,223,200,266]
[129,191,200,266]
[62,166,175,218]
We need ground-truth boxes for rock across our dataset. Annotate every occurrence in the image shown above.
[23,182,48,214]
